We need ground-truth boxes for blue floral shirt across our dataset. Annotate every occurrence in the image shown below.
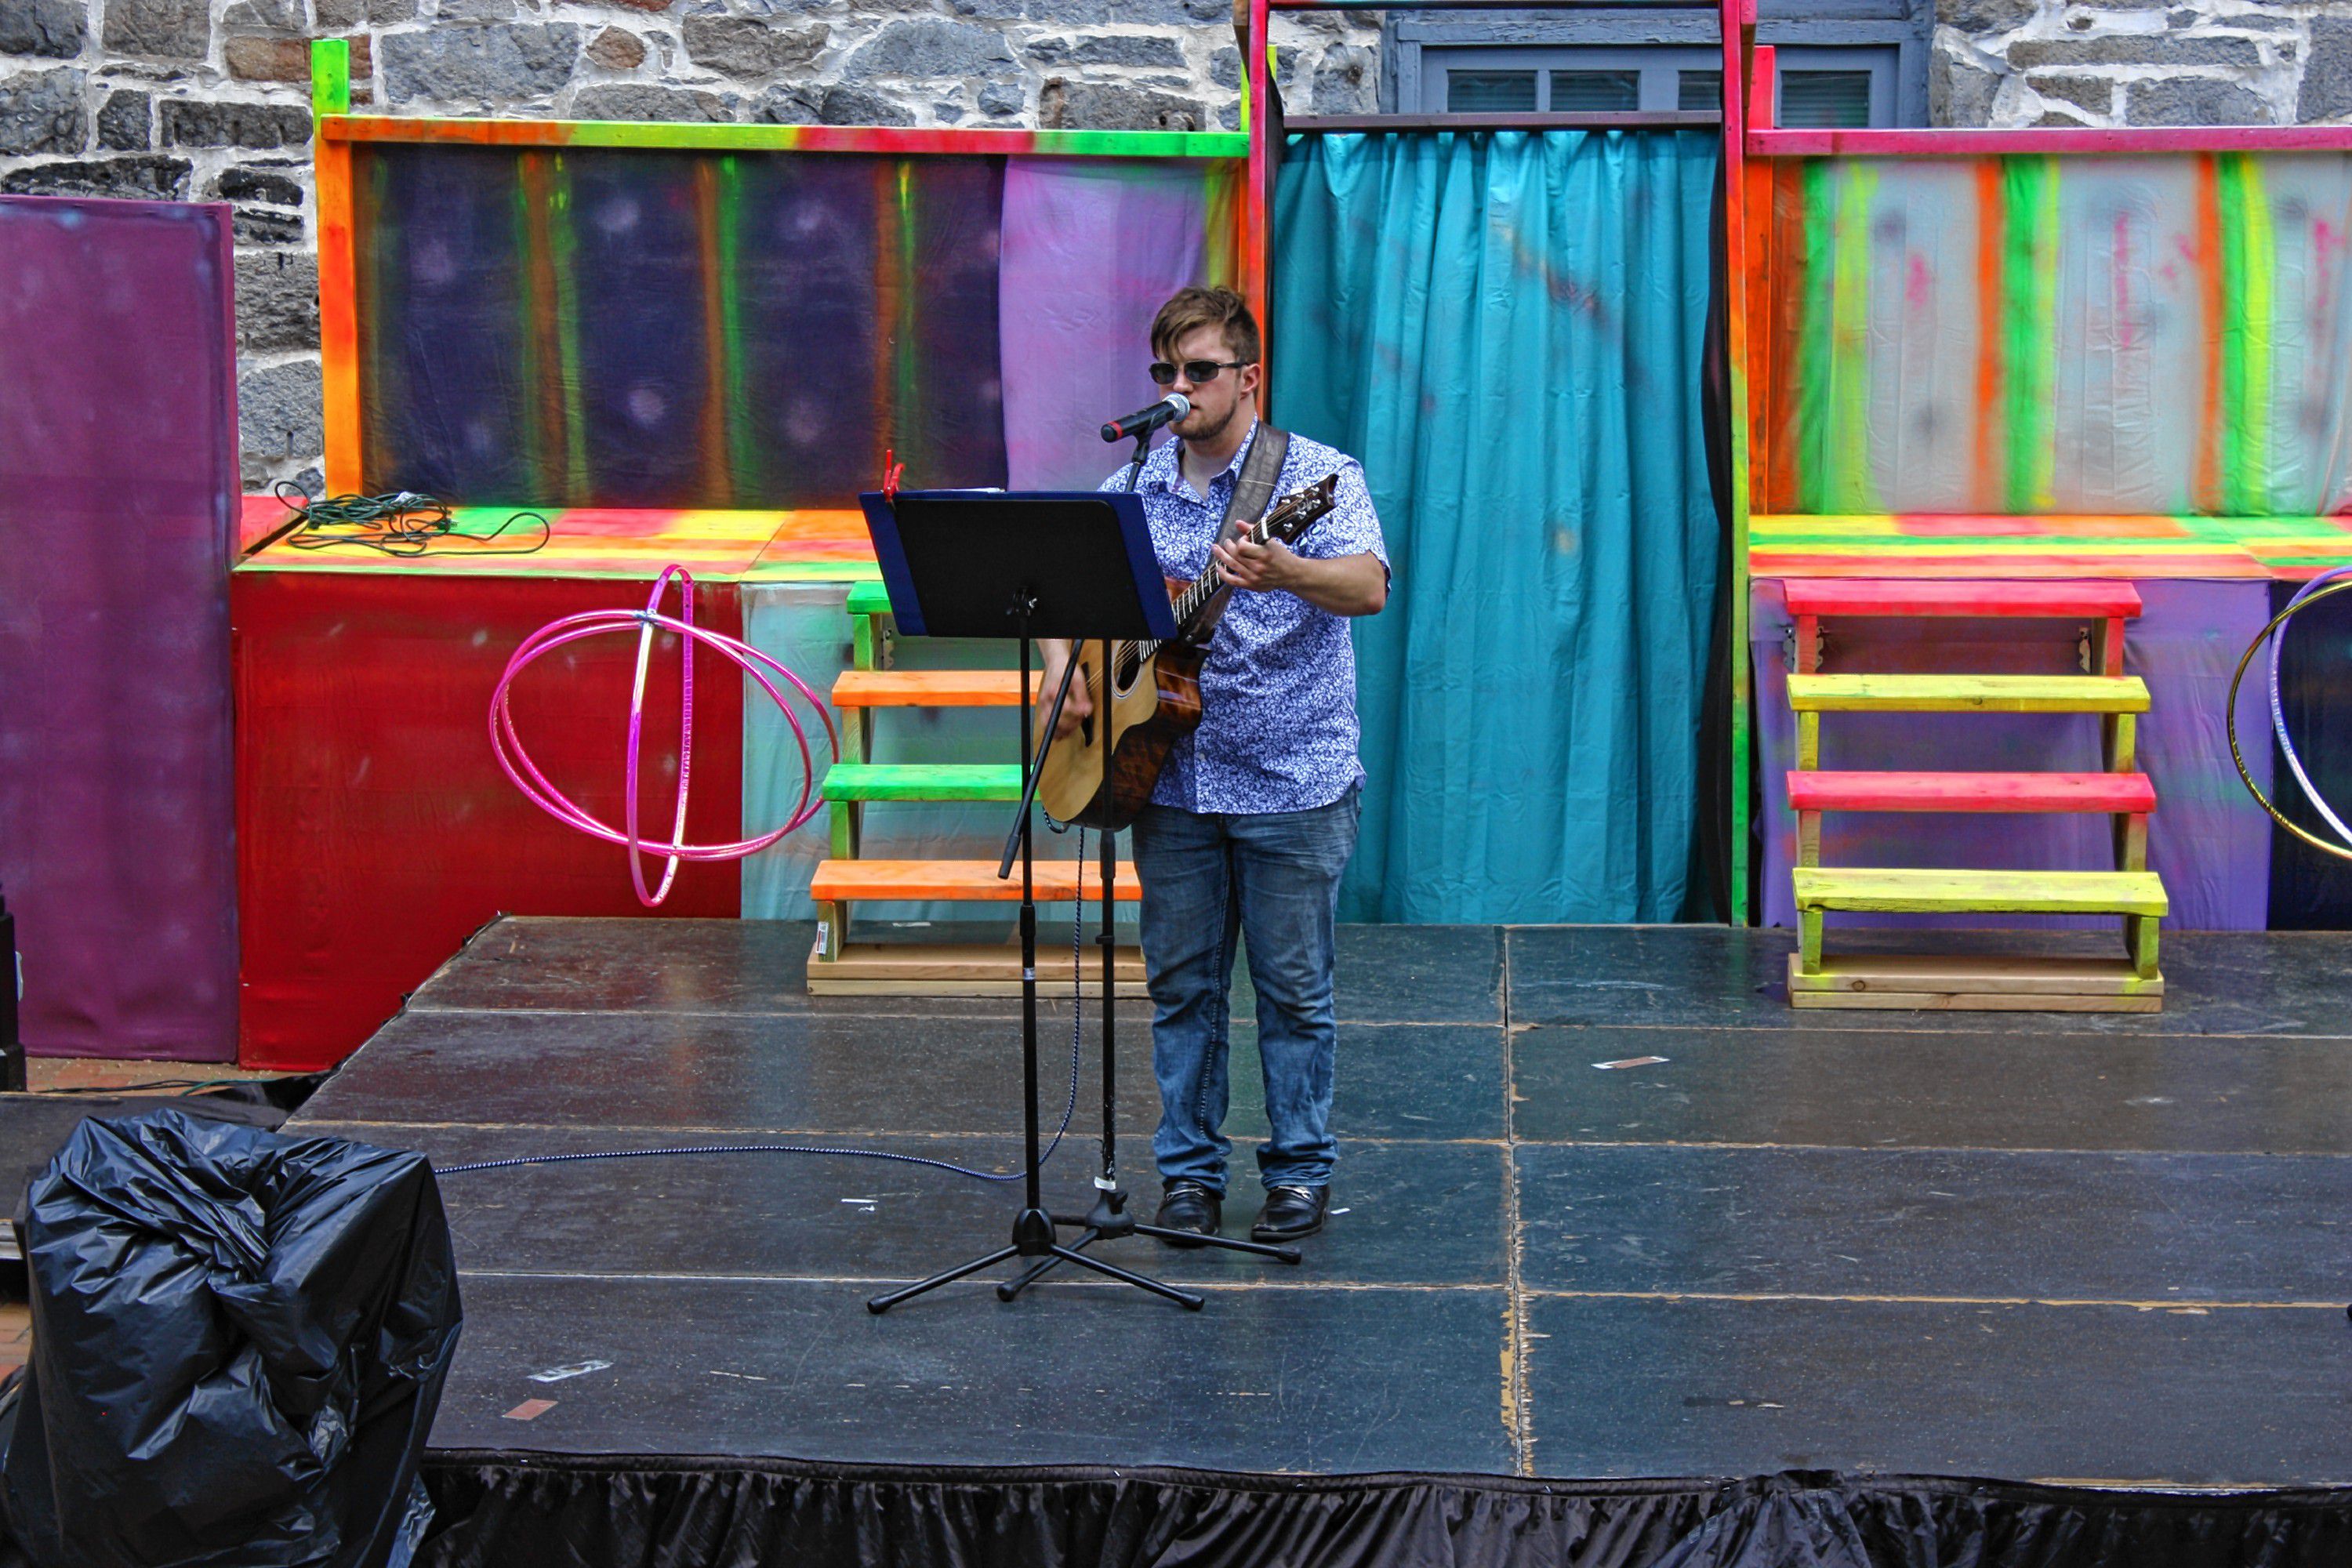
[1102,420,1389,815]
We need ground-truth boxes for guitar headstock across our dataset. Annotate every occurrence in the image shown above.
[1260,472,1340,547]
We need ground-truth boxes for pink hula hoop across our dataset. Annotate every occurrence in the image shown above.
[488,566,839,907]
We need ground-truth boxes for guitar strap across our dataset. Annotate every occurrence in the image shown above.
[1189,423,1290,641]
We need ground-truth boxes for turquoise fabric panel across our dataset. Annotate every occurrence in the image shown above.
[1274,130,1722,923]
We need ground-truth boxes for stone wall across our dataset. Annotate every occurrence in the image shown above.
[0,1,1376,494]
[1937,0,2352,128]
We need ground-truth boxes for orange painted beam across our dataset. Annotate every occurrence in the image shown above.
[811,858,1142,902]
[830,670,1039,706]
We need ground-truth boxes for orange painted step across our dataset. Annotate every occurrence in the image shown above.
[1788,770,2156,814]
[831,670,1039,707]
[1781,579,2143,619]
[811,858,1142,902]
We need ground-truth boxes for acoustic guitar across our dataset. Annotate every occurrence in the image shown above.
[1036,473,1340,830]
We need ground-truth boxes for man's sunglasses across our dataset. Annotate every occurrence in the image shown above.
[1150,359,1251,386]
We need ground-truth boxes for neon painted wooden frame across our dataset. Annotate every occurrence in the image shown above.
[307,40,1253,495]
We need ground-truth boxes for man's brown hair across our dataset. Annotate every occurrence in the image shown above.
[1150,286,1261,365]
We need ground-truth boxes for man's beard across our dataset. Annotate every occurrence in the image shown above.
[1179,398,1239,445]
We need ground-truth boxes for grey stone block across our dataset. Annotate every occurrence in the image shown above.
[236,250,320,353]
[159,99,312,148]
[819,84,915,125]
[934,99,963,121]
[379,23,582,104]
[239,359,326,468]
[754,82,823,122]
[369,0,418,20]
[0,67,85,154]
[2030,72,2113,114]
[1060,33,1185,67]
[232,207,303,243]
[0,153,191,198]
[845,17,1013,78]
[947,0,1024,19]
[978,80,1022,114]
[571,82,732,119]
[2302,16,2352,121]
[1038,76,1200,129]
[681,15,827,78]
[1311,42,1373,114]
[1930,42,2002,126]
[2007,34,2259,70]
[0,0,85,58]
[1938,0,2037,30]
[316,0,364,24]
[102,0,211,58]
[217,165,303,204]
[97,89,151,150]
[220,0,302,29]
[2127,74,2270,125]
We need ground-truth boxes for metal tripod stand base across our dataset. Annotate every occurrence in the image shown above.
[867,1201,1217,1313]
[993,1185,1302,1304]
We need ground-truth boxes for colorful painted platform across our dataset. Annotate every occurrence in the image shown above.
[238,496,879,581]
[1751,513,2352,581]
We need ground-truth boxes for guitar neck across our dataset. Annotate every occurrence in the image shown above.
[1165,511,1279,643]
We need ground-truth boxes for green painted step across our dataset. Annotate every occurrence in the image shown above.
[848,579,894,617]
[1787,673,2149,713]
[1792,866,2168,916]
[822,763,1022,802]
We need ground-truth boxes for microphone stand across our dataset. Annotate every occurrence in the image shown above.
[996,419,1300,1301]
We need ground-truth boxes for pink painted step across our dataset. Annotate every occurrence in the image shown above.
[1781,579,2143,619]
[1788,770,2157,814]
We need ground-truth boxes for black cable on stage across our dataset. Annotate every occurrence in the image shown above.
[2226,576,2352,862]
[267,482,552,559]
[437,829,1095,1183]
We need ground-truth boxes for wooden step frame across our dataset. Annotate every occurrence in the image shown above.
[808,935,1149,996]
[1780,579,2164,1013]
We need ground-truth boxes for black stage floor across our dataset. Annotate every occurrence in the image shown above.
[292,918,2352,1561]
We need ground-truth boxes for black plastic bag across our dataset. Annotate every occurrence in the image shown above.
[0,1108,461,1568]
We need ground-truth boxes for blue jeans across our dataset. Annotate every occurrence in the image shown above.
[1130,786,1360,1194]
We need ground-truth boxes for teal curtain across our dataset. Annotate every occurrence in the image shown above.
[1274,130,1721,923]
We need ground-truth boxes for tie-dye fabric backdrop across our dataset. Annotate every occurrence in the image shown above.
[1754,152,2352,517]
[353,146,1236,509]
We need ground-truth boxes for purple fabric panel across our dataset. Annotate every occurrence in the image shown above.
[999,158,1207,491]
[0,197,239,1058]
[1752,578,2273,933]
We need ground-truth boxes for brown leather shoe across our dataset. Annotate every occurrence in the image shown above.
[1250,1185,1328,1243]
[1153,1180,1221,1247]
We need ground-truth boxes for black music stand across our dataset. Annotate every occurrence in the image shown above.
[856,489,1294,1313]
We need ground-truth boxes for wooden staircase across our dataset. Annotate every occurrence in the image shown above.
[1783,579,2166,1012]
[808,579,1145,995]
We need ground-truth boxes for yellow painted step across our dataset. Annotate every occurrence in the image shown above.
[1786,673,2149,713]
[811,858,1141,902]
[1791,866,2167,916]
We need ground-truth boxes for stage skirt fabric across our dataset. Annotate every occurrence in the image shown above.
[412,1456,2352,1568]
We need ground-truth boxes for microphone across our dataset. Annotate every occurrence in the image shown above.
[1101,393,1190,444]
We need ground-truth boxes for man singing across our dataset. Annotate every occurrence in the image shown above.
[1042,286,1388,1247]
